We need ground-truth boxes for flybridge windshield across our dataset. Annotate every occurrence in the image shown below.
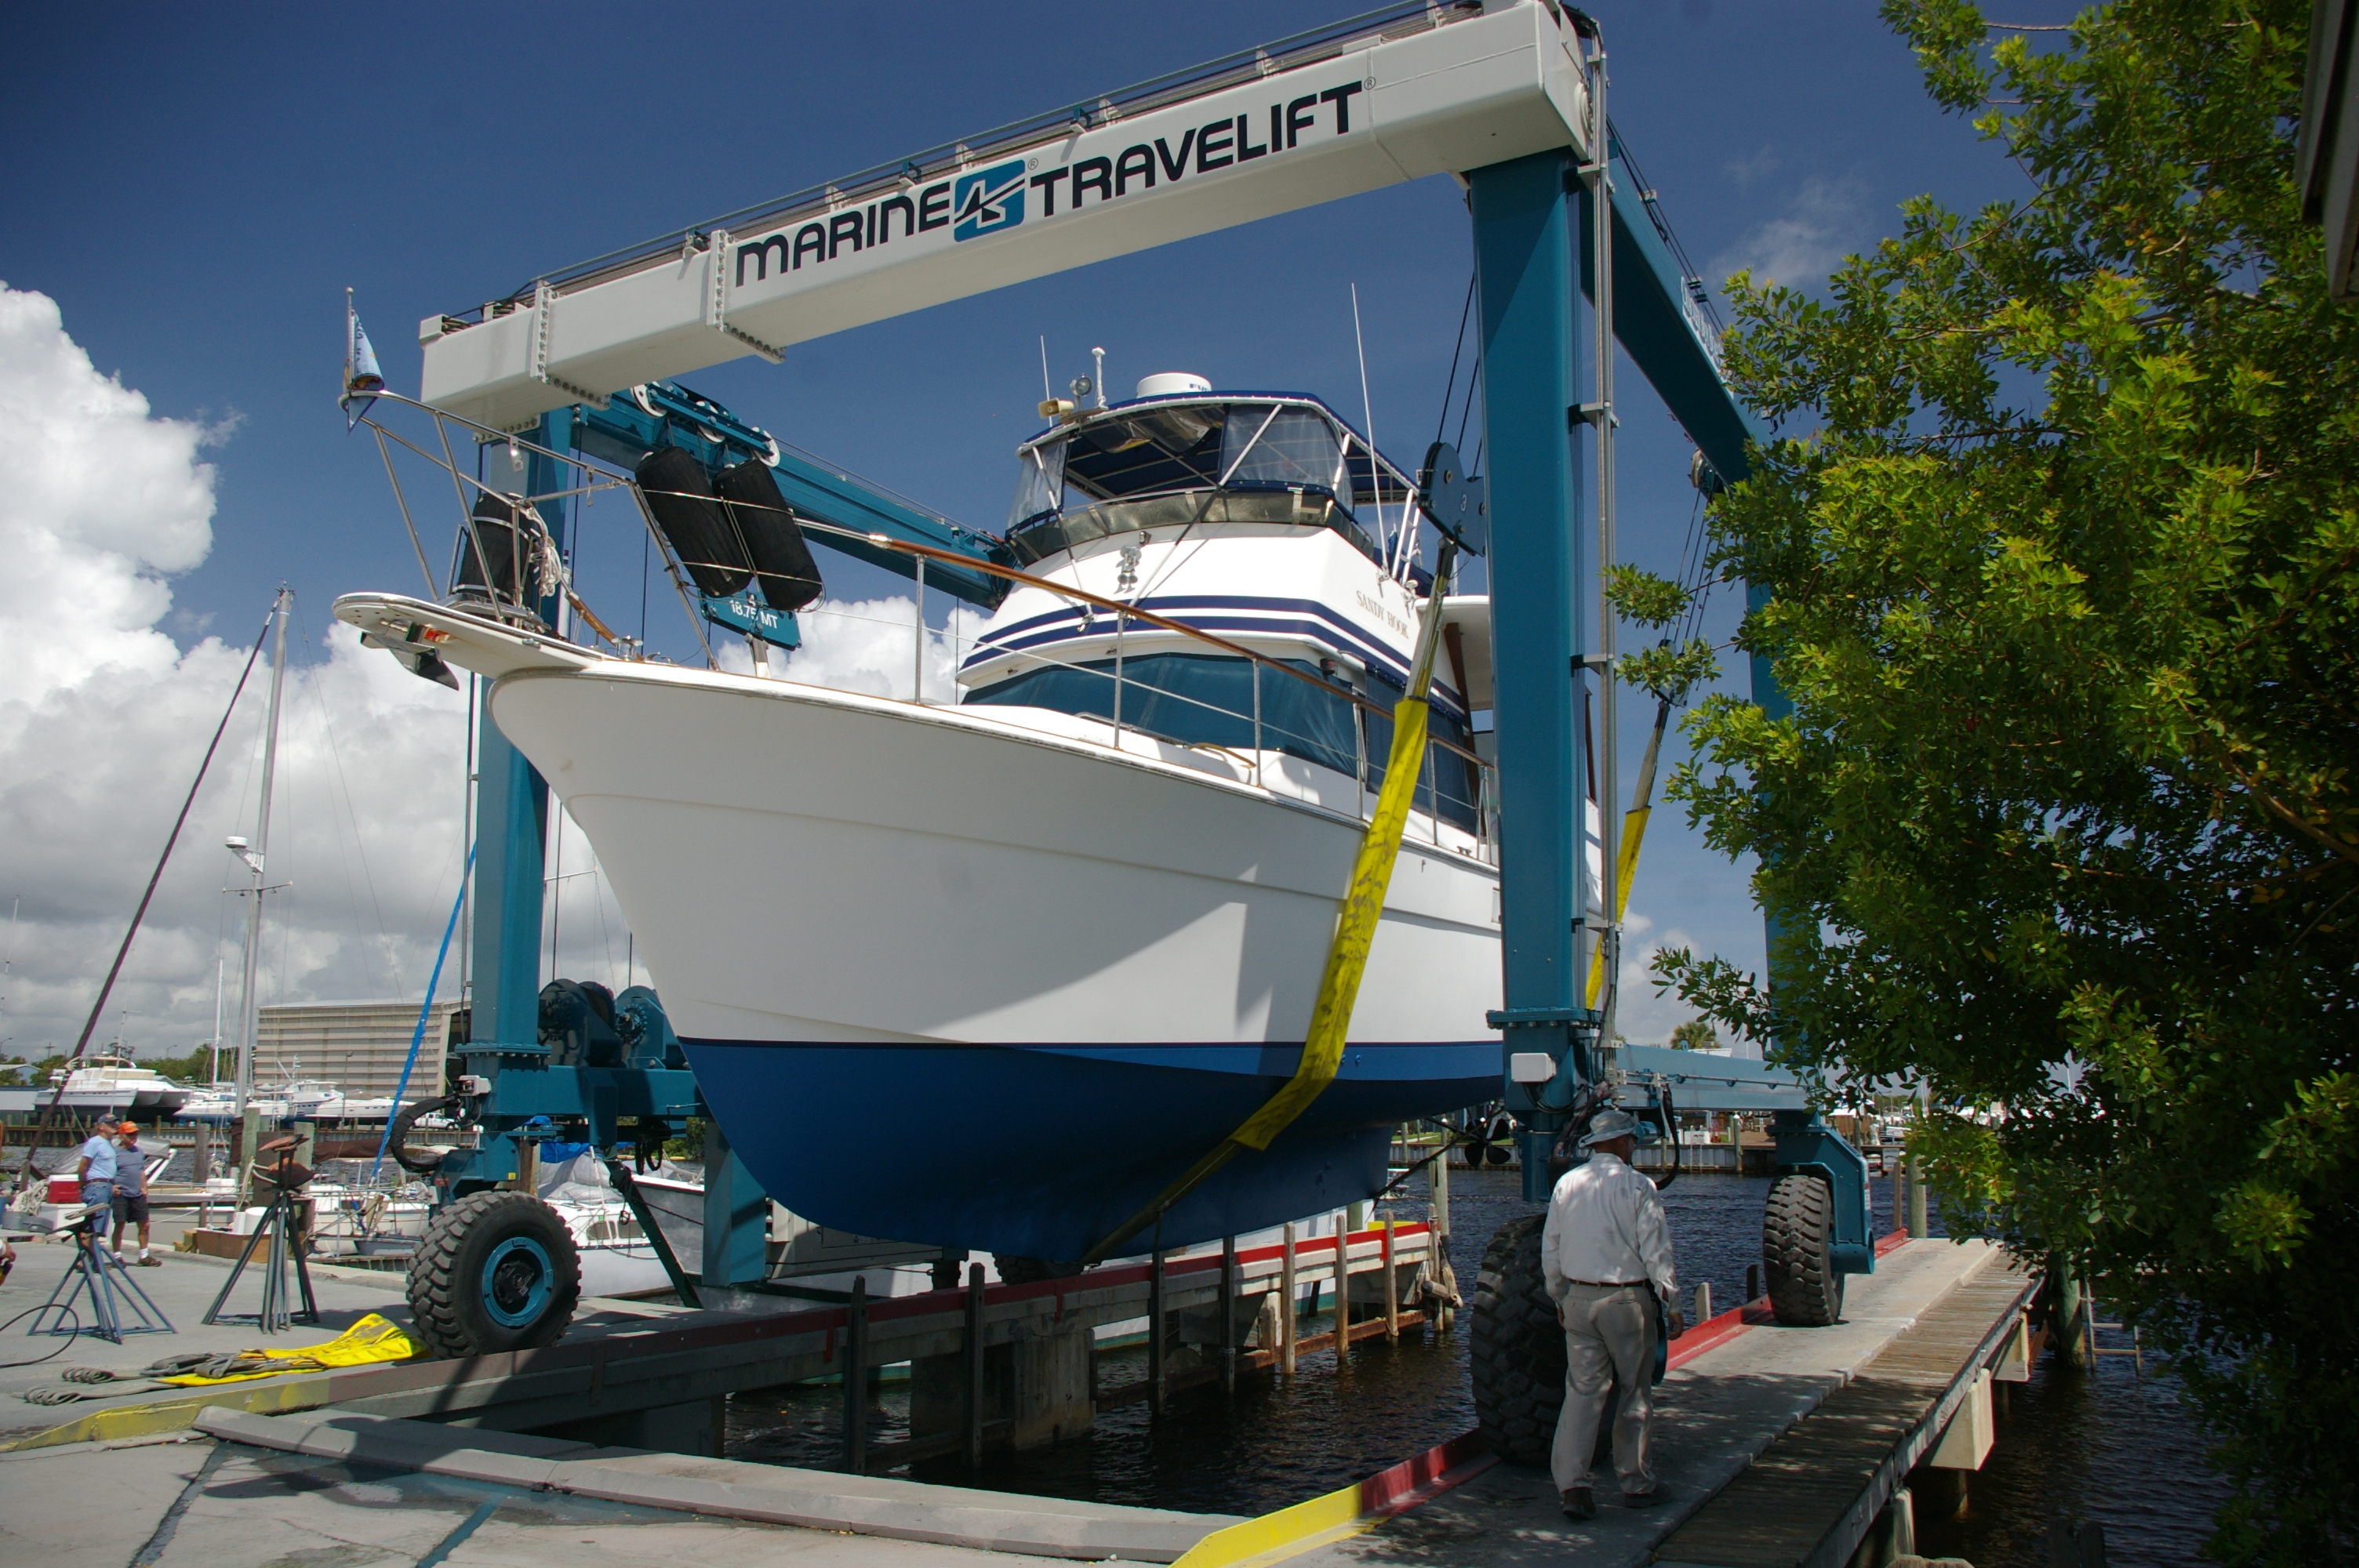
[1005,397,1410,534]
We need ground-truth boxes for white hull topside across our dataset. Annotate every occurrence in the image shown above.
[487,656,1504,1047]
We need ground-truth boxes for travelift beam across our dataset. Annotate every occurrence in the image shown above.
[419,2,1594,432]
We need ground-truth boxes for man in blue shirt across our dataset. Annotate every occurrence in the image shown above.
[73,1113,120,1242]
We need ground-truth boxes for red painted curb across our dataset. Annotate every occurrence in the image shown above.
[1358,1427,1497,1519]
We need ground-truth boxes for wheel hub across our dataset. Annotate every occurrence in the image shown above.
[482,1235,555,1327]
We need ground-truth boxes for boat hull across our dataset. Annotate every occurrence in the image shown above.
[482,662,1504,1255]
[685,1038,1498,1259]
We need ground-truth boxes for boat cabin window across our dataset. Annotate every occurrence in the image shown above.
[967,652,1478,832]
[1219,407,1343,494]
[1005,396,1412,572]
[1005,439,1067,533]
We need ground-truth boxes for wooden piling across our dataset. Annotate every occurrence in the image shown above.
[1148,1247,1166,1414]
[843,1275,868,1472]
[1219,1235,1238,1394]
[1430,1134,1452,1332]
[1382,1217,1399,1340]
[963,1262,984,1471]
[1280,1223,1297,1377]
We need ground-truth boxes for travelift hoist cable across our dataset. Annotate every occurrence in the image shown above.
[1078,537,1463,1268]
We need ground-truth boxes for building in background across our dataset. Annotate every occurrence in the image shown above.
[254,999,463,1102]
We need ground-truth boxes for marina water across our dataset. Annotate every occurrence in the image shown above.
[728,1168,2229,1564]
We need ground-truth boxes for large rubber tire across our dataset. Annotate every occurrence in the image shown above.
[406,1190,581,1357]
[1764,1172,1845,1327]
[1470,1214,1565,1466]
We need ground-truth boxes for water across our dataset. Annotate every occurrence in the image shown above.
[725,1168,2226,1559]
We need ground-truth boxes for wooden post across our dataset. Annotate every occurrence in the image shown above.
[1333,1212,1351,1367]
[1382,1217,1399,1340]
[2049,1258,2090,1370]
[964,1262,985,1471]
[1280,1222,1297,1377]
[1220,1235,1238,1394]
[1148,1247,1167,1414]
[843,1276,868,1472]
[1430,1137,1454,1332]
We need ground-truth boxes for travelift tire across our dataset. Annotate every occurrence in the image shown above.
[406,1190,581,1356]
[1763,1172,1845,1327]
[1470,1213,1565,1465]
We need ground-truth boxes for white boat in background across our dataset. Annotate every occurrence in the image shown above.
[44,1054,190,1119]
[175,1084,240,1123]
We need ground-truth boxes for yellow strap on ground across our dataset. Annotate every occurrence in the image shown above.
[155,1312,417,1385]
[1171,1475,1374,1568]
[1234,694,1434,1149]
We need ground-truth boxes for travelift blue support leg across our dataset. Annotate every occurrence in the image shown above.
[469,411,572,1045]
[1469,151,1596,1202]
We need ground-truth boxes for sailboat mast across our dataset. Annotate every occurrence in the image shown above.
[209,957,224,1083]
[234,586,293,1163]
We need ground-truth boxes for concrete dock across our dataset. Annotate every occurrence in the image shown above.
[0,1230,2030,1568]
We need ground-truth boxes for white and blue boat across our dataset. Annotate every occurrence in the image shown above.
[341,374,1598,1265]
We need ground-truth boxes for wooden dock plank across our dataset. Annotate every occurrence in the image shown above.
[1648,1259,2036,1568]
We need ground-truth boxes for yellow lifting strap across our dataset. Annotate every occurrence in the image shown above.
[1584,695,1672,1009]
[152,1312,419,1385]
[1080,545,1459,1267]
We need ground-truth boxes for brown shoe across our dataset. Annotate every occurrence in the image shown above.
[136,1257,161,1267]
[1560,1486,1597,1521]
[1622,1488,1665,1509]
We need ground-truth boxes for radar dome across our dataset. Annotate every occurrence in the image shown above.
[1135,372,1212,399]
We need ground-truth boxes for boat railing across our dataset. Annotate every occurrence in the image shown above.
[343,390,1498,860]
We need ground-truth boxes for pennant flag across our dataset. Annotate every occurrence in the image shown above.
[347,306,384,393]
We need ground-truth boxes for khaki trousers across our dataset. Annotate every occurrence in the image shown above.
[1550,1282,1657,1496]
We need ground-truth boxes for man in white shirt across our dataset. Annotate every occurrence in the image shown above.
[1541,1107,1683,1519]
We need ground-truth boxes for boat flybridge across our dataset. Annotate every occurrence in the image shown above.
[336,371,1599,1267]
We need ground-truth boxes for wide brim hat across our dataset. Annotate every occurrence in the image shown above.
[1579,1108,1641,1148]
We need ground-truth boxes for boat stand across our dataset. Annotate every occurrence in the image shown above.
[204,1138,320,1332]
[31,1222,175,1343]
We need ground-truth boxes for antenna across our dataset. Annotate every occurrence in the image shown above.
[1349,284,1390,570]
[1040,336,1052,404]
[1091,347,1107,408]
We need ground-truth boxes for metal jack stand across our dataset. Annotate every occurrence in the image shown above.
[31,1210,176,1343]
[203,1137,319,1332]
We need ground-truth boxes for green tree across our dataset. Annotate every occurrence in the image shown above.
[1668,1020,1718,1051]
[1619,2,2358,1558]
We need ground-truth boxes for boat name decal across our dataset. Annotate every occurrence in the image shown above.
[733,81,1366,289]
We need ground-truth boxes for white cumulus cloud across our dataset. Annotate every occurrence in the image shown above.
[1709,173,1873,293]
[0,285,473,1065]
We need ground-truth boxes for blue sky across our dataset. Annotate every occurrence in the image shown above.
[0,2,2068,1050]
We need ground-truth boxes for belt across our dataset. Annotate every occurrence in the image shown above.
[1568,1278,1648,1288]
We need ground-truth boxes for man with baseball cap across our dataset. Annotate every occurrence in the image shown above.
[73,1114,121,1245]
[1542,1107,1681,1519]
[111,1122,160,1265]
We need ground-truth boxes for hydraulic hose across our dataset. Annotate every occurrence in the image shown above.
[387,1096,460,1176]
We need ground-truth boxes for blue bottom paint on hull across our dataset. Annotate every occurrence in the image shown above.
[681,1039,1499,1261]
